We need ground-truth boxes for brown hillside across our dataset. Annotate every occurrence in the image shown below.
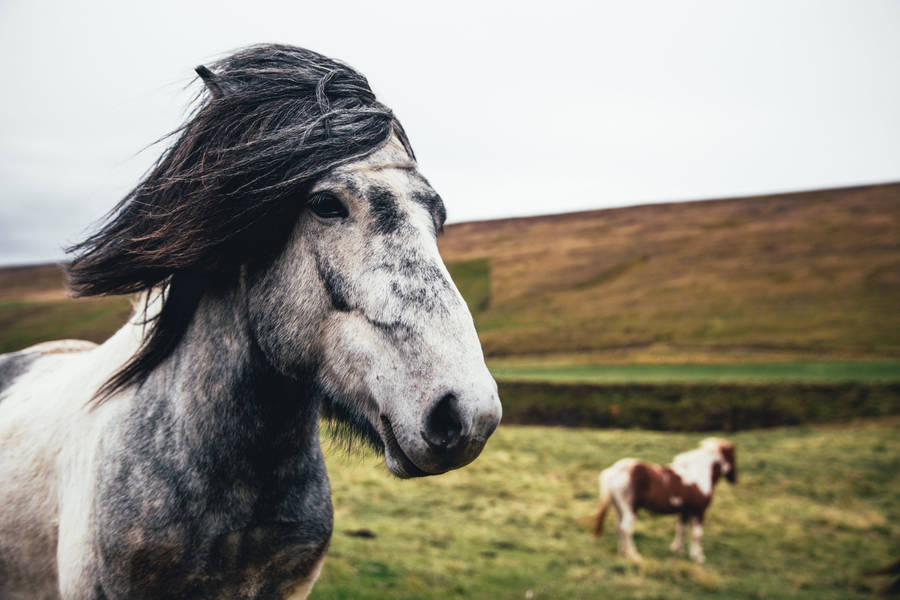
[0,263,70,302]
[1,183,897,360]
[438,183,900,359]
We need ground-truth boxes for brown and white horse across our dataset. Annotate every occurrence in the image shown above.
[593,438,737,563]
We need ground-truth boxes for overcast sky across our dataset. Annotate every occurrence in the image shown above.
[1,0,898,265]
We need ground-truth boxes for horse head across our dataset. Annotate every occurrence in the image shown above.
[249,135,501,477]
[701,438,737,484]
[721,443,737,483]
[67,44,501,478]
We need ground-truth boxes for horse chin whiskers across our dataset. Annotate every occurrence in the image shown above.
[318,388,384,456]
[321,418,383,457]
[379,415,431,479]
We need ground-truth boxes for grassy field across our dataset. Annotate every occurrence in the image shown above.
[440,183,900,361]
[315,418,900,599]
[487,360,900,384]
[0,263,134,354]
[0,298,132,354]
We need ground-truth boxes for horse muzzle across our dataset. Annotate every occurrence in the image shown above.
[380,390,501,478]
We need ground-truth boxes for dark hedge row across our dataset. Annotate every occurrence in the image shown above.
[496,381,900,431]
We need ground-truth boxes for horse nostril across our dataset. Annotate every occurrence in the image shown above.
[423,393,463,452]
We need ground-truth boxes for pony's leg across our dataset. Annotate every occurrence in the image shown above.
[688,516,706,563]
[612,498,625,556]
[670,514,687,553]
[615,500,641,562]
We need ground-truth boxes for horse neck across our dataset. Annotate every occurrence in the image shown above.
[133,282,328,517]
[672,450,719,496]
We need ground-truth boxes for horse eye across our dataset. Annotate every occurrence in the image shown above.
[308,192,348,219]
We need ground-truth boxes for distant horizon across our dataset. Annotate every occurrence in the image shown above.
[3,178,896,269]
[440,178,900,226]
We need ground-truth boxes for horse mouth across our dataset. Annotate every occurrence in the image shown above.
[380,415,430,478]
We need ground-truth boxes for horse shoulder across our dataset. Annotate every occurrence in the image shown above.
[669,457,715,514]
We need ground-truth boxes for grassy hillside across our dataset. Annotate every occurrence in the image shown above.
[439,182,900,362]
[0,264,132,354]
[1,183,898,368]
[314,419,900,599]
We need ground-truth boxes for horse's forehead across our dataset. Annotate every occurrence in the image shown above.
[323,140,430,198]
[340,165,429,196]
[333,136,415,176]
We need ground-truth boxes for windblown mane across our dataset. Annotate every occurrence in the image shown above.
[66,44,414,400]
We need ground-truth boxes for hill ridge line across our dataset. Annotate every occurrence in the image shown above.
[444,180,900,230]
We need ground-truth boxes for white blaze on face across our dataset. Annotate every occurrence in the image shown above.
[306,136,501,477]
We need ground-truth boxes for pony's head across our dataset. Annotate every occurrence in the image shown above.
[67,44,501,478]
[701,438,737,484]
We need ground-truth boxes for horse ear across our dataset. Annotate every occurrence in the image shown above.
[195,65,225,99]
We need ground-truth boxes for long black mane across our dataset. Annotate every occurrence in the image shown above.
[67,44,414,400]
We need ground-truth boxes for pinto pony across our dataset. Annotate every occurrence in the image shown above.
[593,438,736,563]
[0,45,501,599]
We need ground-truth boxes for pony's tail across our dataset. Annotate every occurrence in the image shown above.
[593,471,612,537]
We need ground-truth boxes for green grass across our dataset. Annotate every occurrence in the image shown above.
[488,361,900,384]
[315,419,900,599]
[0,297,132,353]
[446,259,491,319]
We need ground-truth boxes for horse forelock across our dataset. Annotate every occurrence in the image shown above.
[699,438,736,473]
[65,44,415,403]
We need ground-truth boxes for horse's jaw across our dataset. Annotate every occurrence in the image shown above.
[316,310,501,479]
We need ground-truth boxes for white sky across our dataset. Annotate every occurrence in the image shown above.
[1,0,898,265]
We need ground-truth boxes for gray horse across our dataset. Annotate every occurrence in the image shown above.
[0,45,500,599]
